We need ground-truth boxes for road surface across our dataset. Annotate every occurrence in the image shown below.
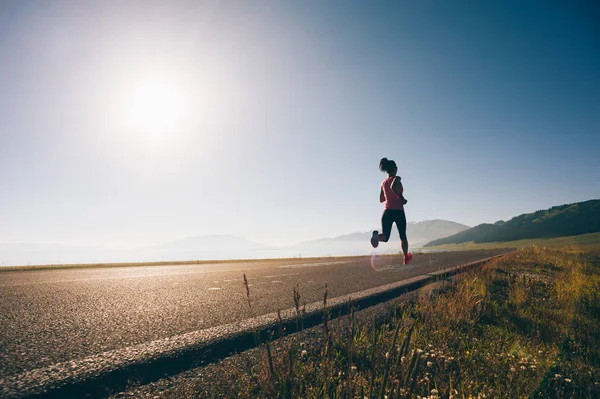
[0,250,509,377]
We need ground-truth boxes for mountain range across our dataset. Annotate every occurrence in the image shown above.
[0,219,468,266]
[425,199,600,247]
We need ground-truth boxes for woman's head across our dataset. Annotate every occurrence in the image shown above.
[379,158,397,175]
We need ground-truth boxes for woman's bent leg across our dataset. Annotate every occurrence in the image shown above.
[379,210,394,242]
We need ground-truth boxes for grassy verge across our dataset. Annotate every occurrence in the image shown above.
[192,247,600,398]
[423,232,600,252]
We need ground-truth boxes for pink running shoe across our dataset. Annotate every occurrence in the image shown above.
[403,253,413,265]
[370,231,379,248]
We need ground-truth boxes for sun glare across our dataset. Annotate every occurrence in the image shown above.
[115,71,193,146]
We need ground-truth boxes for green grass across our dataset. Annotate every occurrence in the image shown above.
[423,232,600,252]
[209,246,600,398]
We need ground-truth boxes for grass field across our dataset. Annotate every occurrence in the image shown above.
[192,246,600,398]
[423,232,600,252]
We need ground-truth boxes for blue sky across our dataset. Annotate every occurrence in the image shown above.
[0,1,598,248]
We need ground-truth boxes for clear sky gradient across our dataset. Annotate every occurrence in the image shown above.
[1,1,598,248]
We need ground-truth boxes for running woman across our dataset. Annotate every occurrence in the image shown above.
[370,157,412,264]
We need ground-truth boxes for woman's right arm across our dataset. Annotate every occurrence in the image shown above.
[380,187,385,203]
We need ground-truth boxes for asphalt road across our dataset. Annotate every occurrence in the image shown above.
[0,250,509,377]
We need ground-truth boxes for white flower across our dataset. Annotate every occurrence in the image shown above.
[555,374,562,379]
[427,361,433,367]
[431,389,439,395]
[401,356,406,363]
[385,352,390,359]
[301,350,308,357]
[565,378,572,383]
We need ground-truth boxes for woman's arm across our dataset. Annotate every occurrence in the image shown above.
[392,177,408,204]
[380,187,385,203]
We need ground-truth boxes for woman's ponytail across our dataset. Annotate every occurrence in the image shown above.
[379,157,396,173]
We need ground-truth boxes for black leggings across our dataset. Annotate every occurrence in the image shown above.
[381,209,407,242]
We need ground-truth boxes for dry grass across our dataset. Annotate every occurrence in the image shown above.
[198,246,600,398]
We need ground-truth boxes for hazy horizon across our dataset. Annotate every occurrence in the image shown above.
[1,1,599,249]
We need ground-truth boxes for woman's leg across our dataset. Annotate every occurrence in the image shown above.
[372,209,394,247]
[396,210,411,262]
[379,209,394,242]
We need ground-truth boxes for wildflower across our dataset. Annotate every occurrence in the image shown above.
[385,352,390,359]
[510,367,516,372]
[431,389,439,395]
[401,356,406,363]
[530,365,536,369]
[417,349,424,354]
[351,365,357,371]
[520,365,526,370]
[565,378,572,383]
[555,374,562,379]
[427,361,433,367]
[301,350,308,358]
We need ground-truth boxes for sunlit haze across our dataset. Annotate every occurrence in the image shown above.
[1,1,599,251]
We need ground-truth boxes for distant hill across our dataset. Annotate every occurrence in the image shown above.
[288,220,470,255]
[425,199,600,247]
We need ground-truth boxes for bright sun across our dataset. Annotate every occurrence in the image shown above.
[115,71,192,146]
